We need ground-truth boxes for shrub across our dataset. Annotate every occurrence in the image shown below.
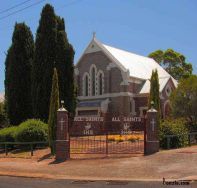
[0,102,8,128]
[15,119,48,142]
[0,126,17,142]
[159,118,189,149]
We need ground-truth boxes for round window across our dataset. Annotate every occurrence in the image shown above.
[165,86,171,96]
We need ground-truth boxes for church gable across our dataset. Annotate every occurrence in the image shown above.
[161,77,176,99]
[76,49,123,97]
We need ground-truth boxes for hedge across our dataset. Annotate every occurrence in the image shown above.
[15,119,48,142]
[159,118,189,149]
[0,126,17,142]
[0,119,48,142]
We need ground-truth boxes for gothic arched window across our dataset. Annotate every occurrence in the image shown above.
[85,75,88,96]
[83,73,89,96]
[99,73,103,95]
[91,68,96,96]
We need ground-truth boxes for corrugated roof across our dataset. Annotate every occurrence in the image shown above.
[102,43,171,80]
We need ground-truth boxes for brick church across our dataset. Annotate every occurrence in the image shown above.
[74,35,177,118]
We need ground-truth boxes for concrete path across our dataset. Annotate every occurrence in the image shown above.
[0,146,196,181]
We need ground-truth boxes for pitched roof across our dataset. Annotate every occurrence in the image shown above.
[102,43,171,80]
[78,36,178,87]
[140,77,171,94]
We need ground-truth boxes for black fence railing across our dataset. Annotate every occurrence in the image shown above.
[164,132,197,149]
[0,141,49,157]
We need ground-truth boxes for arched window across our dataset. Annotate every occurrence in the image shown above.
[99,73,103,95]
[91,68,96,96]
[83,73,89,96]
[85,75,88,96]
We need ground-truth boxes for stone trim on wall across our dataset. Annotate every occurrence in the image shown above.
[139,106,148,117]
[78,91,134,100]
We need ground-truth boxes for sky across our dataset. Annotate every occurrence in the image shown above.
[0,0,197,93]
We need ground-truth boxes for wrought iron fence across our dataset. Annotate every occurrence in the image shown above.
[0,141,49,157]
[164,132,197,149]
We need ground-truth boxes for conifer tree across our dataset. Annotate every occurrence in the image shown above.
[5,23,34,125]
[148,70,161,115]
[32,4,76,121]
[56,17,76,114]
[32,4,57,121]
[48,68,59,154]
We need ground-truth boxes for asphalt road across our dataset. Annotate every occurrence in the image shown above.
[0,176,196,188]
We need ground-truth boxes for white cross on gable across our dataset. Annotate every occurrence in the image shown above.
[150,119,156,132]
[59,118,66,131]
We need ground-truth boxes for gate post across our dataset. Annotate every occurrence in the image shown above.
[145,107,159,155]
[55,106,70,161]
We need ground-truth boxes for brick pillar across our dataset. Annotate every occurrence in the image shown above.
[55,107,70,161]
[145,108,159,155]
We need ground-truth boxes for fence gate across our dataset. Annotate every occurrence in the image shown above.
[69,115,146,158]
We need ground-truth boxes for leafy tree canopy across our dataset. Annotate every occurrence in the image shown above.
[170,75,197,123]
[148,49,193,80]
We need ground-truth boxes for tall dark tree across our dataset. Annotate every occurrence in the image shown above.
[48,68,59,154]
[32,5,76,122]
[4,23,34,125]
[56,16,76,114]
[32,4,57,121]
[148,70,161,116]
[148,49,193,80]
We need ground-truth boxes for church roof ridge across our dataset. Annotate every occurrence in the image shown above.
[101,42,154,62]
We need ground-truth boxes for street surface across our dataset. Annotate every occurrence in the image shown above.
[0,176,196,188]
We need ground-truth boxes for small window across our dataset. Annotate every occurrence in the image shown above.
[165,86,172,96]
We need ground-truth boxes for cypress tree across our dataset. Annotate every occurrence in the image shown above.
[148,70,161,115]
[4,23,34,125]
[48,68,59,154]
[32,4,76,121]
[56,17,76,114]
[32,4,57,121]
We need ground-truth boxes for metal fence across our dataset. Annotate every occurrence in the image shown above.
[0,141,49,157]
[164,132,197,149]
